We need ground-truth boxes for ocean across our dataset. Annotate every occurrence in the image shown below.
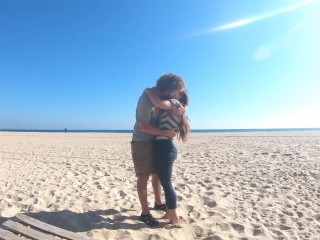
[1,128,319,133]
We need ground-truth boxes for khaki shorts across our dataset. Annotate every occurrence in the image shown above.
[131,140,156,176]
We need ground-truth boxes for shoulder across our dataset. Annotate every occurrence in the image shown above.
[138,92,152,105]
[136,92,154,118]
[139,92,149,101]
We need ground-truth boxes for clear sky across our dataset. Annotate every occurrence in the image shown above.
[1,0,319,130]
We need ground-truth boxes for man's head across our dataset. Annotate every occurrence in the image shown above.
[156,73,185,98]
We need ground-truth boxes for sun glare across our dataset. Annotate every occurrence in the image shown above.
[198,0,316,35]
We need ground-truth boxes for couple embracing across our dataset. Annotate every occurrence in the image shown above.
[131,73,190,227]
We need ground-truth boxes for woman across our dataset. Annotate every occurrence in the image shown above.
[145,88,191,226]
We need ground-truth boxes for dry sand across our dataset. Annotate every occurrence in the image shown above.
[0,131,320,239]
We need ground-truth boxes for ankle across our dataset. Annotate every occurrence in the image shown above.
[141,211,150,216]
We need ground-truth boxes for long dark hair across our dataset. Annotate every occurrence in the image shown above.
[177,90,191,142]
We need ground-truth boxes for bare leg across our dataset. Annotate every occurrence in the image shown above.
[168,209,179,224]
[162,209,170,219]
[151,173,163,205]
[137,175,150,214]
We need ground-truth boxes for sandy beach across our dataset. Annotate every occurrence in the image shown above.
[0,131,319,239]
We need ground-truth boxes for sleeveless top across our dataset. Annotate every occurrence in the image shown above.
[156,99,182,140]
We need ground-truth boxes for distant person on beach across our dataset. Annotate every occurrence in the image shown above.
[131,73,187,227]
[144,88,190,226]
[65,128,67,133]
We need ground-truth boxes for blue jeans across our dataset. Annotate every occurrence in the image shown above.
[154,139,177,209]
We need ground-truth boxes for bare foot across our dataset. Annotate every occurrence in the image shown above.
[169,216,186,225]
[161,212,169,219]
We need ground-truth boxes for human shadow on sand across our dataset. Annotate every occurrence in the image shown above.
[0,208,163,232]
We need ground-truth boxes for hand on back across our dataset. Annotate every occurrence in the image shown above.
[164,129,177,138]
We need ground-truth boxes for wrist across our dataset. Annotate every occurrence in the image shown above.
[163,130,169,137]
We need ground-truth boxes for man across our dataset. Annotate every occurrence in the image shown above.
[131,73,186,227]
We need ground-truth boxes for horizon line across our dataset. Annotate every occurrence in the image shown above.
[1,127,320,132]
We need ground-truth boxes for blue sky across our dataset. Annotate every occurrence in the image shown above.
[1,0,319,130]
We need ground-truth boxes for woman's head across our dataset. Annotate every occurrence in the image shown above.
[169,89,188,104]
[179,90,189,106]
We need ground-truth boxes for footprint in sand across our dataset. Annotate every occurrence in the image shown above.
[185,204,194,213]
[270,228,285,237]
[13,196,22,202]
[216,222,230,231]
[48,190,55,197]
[282,210,294,217]
[203,179,211,184]
[205,186,214,191]
[278,224,291,231]
[283,153,293,156]
[206,201,217,208]
[119,190,126,198]
[6,203,13,208]
[189,209,201,219]
[202,197,217,208]
[250,183,257,188]
[252,227,265,237]
[297,211,304,218]
[231,222,245,233]
[192,224,207,238]
[313,213,320,221]
[93,182,103,190]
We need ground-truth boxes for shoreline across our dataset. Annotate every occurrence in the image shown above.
[1,131,320,138]
[1,127,320,134]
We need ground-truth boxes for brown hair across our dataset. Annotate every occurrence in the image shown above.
[177,90,191,142]
[156,73,185,93]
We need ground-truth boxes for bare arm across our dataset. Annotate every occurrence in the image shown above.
[171,104,188,116]
[139,122,177,138]
[145,88,187,116]
[144,88,175,110]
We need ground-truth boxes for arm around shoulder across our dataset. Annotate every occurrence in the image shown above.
[144,88,172,110]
